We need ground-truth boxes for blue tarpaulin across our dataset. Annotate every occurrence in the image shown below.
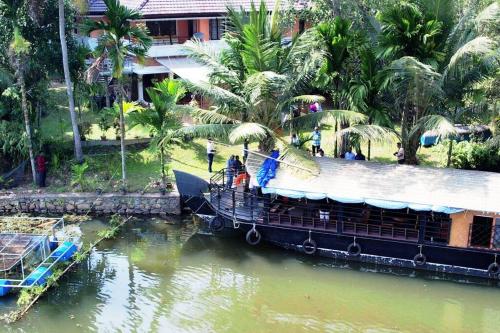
[256,151,280,188]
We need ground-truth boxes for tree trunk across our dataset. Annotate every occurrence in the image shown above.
[334,121,338,158]
[446,139,453,167]
[59,0,83,163]
[19,70,36,183]
[367,140,371,161]
[117,81,127,187]
[401,105,419,165]
[160,146,165,186]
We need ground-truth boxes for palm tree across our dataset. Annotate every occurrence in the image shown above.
[59,0,83,163]
[348,47,392,160]
[182,1,393,172]
[313,17,358,156]
[9,28,36,183]
[83,0,152,188]
[412,2,499,166]
[376,1,445,67]
[128,79,185,186]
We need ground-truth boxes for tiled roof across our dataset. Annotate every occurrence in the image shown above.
[87,0,310,16]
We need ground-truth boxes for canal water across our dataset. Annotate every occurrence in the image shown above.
[2,217,500,333]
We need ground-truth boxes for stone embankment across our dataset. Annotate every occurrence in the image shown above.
[0,192,181,216]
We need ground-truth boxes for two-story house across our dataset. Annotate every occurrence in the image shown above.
[82,0,309,103]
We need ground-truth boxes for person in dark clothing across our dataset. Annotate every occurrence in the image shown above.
[355,151,366,160]
[226,155,235,188]
[35,153,48,187]
[234,155,243,173]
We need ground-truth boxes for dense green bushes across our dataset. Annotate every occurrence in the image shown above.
[450,139,500,172]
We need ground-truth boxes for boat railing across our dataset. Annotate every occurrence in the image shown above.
[343,221,419,241]
[209,185,451,243]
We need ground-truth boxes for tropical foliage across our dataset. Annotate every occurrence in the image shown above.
[182,0,394,172]
[83,0,152,187]
[128,79,185,186]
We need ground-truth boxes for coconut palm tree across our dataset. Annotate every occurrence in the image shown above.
[312,17,359,157]
[376,1,445,67]
[348,47,392,160]
[128,79,185,186]
[9,28,36,183]
[412,1,499,166]
[182,1,394,172]
[83,0,152,188]
[59,0,83,163]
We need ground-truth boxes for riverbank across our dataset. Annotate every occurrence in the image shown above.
[0,191,181,216]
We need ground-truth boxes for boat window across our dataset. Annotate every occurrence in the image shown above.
[424,213,451,244]
[469,216,494,248]
[493,218,500,249]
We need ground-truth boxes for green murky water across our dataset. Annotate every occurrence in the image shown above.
[2,218,500,333]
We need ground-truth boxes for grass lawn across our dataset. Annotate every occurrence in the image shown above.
[38,86,448,193]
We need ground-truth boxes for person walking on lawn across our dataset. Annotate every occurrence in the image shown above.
[311,127,321,156]
[207,138,216,173]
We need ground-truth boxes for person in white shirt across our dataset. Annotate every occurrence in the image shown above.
[393,142,405,164]
[314,101,322,112]
[207,138,216,172]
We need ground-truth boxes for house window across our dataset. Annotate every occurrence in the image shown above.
[210,18,225,40]
[146,21,176,37]
[470,216,494,248]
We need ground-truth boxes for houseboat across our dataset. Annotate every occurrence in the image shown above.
[175,151,500,280]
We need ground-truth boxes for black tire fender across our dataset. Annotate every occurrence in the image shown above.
[488,262,499,276]
[413,253,427,266]
[302,239,317,255]
[210,216,225,232]
[347,242,361,257]
[246,228,261,246]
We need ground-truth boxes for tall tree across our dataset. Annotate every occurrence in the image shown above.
[183,1,393,172]
[376,1,444,67]
[128,79,185,187]
[59,0,83,162]
[9,28,36,182]
[313,17,360,156]
[348,47,392,160]
[83,0,152,188]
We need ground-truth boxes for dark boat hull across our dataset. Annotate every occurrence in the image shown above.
[202,215,500,280]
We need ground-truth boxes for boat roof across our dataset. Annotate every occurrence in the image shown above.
[246,155,500,214]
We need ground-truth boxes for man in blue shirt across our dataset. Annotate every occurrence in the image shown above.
[311,126,321,156]
[345,147,356,160]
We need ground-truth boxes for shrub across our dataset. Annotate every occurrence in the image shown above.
[450,139,500,172]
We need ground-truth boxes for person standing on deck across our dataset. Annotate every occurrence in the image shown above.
[393,142,405,164]
[311,127,321,156]
[35,153,48,187]
[207,138,216,173]
[234,155,243,174]
[226,155,235,188]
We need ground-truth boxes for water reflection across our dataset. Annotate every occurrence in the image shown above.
[4,218,500,333]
